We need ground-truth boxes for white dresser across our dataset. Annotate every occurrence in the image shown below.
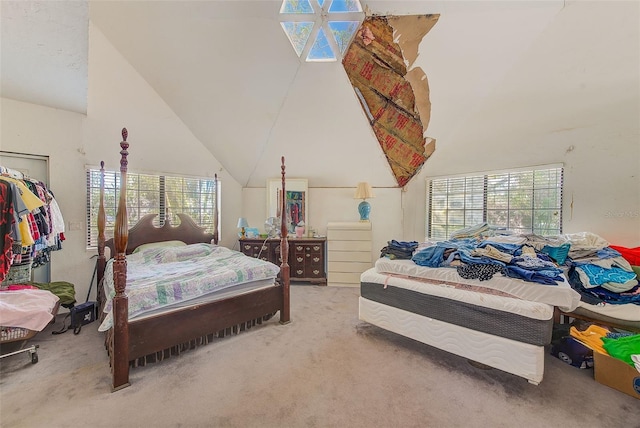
[327,221,372,287]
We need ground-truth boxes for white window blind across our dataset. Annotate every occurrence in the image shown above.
[86,168,218,248]
[427,166,563,240]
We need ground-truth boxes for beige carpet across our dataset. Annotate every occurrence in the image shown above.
[1,285,639,428]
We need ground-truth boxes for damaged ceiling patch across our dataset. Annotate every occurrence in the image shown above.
[342,15,439,187]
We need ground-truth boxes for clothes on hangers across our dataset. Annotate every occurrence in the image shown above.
[0,167,66,284]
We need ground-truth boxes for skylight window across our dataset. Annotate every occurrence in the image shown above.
[280,0,363,62]
[329,0,362,13]
[281,0,314,13]
[281,22,314,56]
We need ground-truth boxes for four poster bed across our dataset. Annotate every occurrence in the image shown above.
[96,128,291,391]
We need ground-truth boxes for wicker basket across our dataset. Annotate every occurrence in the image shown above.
[0,300,60,356]
[1,263,32,287]
[0,326,37,344]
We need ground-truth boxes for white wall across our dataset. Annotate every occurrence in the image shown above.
[84,22,243,253]
[401,0,640,247]
[2,1,638,300]
[243,186,403,264]
[0,23,242,303]
[243,1,639,263]
[1,98,87,298]
[241,59,405,262]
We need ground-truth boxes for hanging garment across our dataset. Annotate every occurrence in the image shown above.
[0,176,44,211]
[0,182,15,283]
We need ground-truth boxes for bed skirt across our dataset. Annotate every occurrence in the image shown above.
[105,312,276,367]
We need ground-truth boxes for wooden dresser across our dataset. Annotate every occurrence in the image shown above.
[327,221,372,287]
[239,237,327,285]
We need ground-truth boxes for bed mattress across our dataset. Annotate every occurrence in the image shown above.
[127,279,277,324]
[360,269,554,345]
[358,260,572,384]
[374,258,580,312]
[99,244,280,331]
[575,301,640,321]
[566,301,640,331]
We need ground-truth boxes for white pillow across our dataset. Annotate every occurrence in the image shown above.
[132,240,187,254]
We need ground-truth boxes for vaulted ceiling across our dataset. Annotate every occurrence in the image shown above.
[2,0,577,187]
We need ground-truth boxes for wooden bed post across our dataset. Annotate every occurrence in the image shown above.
[112,128,131,391]
[213,173,219,245]
[96,161,106,295]
[280,156,291,324]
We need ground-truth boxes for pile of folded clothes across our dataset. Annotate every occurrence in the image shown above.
[380,240,419,260]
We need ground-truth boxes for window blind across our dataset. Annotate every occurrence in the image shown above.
[427,165,563,240]
[86,168,218,248]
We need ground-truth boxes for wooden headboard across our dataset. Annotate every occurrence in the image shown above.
[96,128,219,279]
[104,213,217,257]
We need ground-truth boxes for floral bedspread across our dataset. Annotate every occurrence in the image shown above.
[98,244,280,331]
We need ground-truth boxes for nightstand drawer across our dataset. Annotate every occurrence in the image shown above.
[329,240,372,252]
[328,251,371,263]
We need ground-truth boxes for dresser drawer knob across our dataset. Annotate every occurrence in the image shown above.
[313,270,319,275]
[296,246,303,251]
[313,246,320,251]
[244,245,251,250]
[297,257,303,262]
[296,270,303,275]
[313,257,319,262]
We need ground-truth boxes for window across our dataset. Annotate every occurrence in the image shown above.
[279,0,363,62]
[426,165,563,240]
[86,168,218,248]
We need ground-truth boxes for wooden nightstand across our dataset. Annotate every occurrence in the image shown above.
[239,237,327,285]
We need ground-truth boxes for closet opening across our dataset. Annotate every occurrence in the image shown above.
[0,151,51,283]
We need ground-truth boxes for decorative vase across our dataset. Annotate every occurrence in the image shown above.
[358,200,371,221]
[295,225,305,238]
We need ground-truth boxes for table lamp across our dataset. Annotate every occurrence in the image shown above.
[354,182,374,222]
[237,217,249,239]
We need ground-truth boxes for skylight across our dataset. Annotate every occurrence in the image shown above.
[280,0,363,62]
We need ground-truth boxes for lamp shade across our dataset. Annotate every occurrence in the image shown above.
[354,182,374,200]
[237,217,249,228]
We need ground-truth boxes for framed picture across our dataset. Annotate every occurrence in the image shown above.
[267,178,308,234]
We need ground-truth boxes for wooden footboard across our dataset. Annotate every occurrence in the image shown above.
[97,129,290,391]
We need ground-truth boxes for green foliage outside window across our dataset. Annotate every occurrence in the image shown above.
[86,169,218,248]
[427,166,563,240]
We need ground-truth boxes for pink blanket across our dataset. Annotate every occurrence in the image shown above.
[0,289,59,331]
